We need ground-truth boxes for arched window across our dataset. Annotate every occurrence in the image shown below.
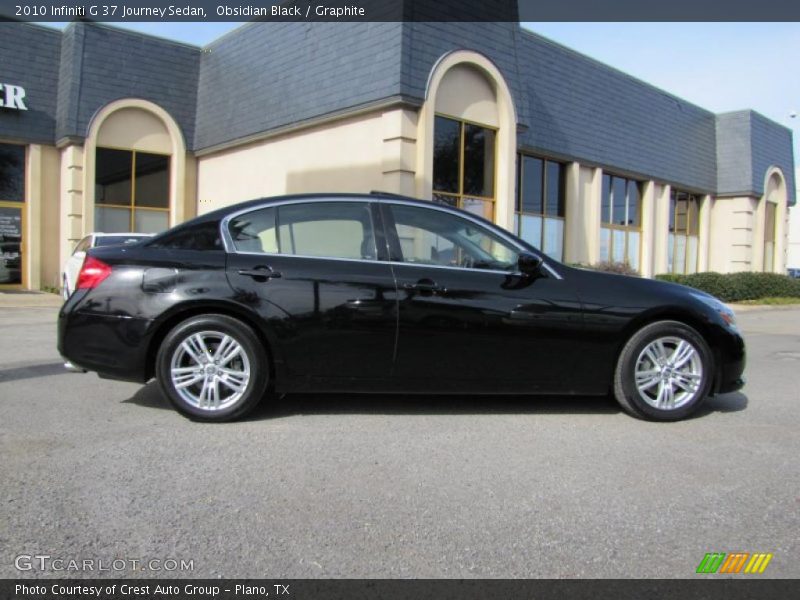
[95,147,169,233]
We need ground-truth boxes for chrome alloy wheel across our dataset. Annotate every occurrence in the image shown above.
[634,336,703,410]
[169,330,251,411]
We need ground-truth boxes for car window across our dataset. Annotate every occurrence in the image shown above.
[387,204,518,271]
[229,202,376,260]
[94,235,148,247]
[73,236,91,254]
[149,222,222,251]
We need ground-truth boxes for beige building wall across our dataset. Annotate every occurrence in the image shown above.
[197,111,393,214]
[23,144,61,290]
[709,196,756,273]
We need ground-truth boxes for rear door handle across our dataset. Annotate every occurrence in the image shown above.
[403,279,445,294]
[237,266,282,280]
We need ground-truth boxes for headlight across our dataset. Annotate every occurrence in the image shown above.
[690,292,737,329]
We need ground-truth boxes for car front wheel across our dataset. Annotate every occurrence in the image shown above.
[156,314,269,421]
[613,320,713,421]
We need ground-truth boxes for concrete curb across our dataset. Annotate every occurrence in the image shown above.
[0,292,64,309]
[728,303,800,312]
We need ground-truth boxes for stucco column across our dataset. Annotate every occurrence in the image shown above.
[639,180,656,278]
[697,194,712,272]
[653,184,671,275]
[752,195,766,271]
[577,165,602,265]
[563,162,581,264]
[24,145,43,290]
[381,108,418,197]
[59,144,84,270]
[774,197,788,273]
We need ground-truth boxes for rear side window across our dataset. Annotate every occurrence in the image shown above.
[94,235,147,247]
[150,222,222,251]
[228,202,376,260]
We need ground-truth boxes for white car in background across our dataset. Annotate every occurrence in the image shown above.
[62,233,152,299]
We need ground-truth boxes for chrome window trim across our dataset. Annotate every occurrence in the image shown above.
[219,196,563,280]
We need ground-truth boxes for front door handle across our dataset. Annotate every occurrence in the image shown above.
[237,266,282,281]
[403,278,445,295]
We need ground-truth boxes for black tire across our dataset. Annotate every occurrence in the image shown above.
[156,314,269,422]
[613,320,714,421]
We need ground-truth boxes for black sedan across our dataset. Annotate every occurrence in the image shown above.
[58,193,745,422]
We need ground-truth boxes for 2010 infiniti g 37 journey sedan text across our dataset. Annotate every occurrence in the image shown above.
[58,193,745,422]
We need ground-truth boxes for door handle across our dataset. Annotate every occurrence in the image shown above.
[403,279,445,294]
[237,266,282,281]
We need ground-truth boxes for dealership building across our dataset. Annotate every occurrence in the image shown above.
[0,17,795,290]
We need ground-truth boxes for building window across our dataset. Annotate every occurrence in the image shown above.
[514,154,565,261]
[433,115,496,221]
[95,147,170,234]
[0,143,26,285]
[668,190,701,275]
[763,201,777,272]
[599,174,641,271]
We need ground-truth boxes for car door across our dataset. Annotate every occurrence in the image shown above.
[224,199,397,388]
[381,202,584,394]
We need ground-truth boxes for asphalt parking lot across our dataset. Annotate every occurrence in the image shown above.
[1,303,798,578]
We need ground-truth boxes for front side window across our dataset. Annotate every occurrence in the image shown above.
[228,202,376,261]
[515,154,565,261]
[668,190,700,274]
[433,115,496,221]
[600,174,641,271]
[387,204,518,271]
[95,148,170,234]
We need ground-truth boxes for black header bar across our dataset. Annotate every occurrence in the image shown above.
[1,0,800,23]
[2,579,799,600]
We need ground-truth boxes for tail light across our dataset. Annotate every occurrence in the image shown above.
[76,256,112,290]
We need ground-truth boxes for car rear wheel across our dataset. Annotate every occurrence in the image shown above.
[156,314,269,421]
[613,320,713,421]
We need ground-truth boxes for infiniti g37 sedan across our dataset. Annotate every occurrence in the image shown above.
[58,193,745,422]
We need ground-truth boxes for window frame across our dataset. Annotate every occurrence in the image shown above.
[600,173,643,270]
[223,199,380,263]
[220,198,562,279]
[432,113,498,222]
[0,142,27,288]
[94,145,171,233]
[380,201,519,273]
[668,189,701,275]
[514,153,566,260]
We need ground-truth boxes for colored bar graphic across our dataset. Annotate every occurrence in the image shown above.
[698,552,773,574]
[744,553,774,574]
[719,553,749,573]
[696,553,726,573]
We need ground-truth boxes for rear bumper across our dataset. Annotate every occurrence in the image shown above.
[58,296,152,383]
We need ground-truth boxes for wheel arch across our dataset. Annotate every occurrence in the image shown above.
[144,301,282,388]
[612,307,721,393]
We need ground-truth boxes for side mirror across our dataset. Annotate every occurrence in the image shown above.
[517,251,543,276]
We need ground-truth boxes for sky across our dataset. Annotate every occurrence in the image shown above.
[43,21,799,172]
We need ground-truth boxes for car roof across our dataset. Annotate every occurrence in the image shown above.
[154,193,447,231]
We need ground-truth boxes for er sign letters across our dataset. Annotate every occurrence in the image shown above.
[0,84,27,110]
